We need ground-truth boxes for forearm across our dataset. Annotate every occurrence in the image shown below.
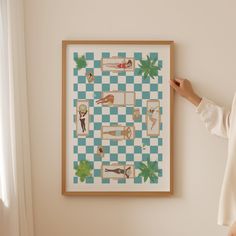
[170,78,230,138]
[170,78,201,106]
[187,93,202,107]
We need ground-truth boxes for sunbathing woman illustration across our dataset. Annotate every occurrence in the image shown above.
[96,94,114,106]
[103,59,132,70]
[105,166,131,178]
[147,106,158,130]
[79,104,88,133]
[103,127,132,139]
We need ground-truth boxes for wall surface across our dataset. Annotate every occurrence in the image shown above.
[23,0,236,235]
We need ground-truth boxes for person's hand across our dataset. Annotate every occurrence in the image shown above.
[170,77,202,107]
[229,221,236,236]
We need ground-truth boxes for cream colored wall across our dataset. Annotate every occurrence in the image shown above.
[24,0,236,235]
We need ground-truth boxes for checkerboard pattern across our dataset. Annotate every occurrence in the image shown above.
[72,52,163,185]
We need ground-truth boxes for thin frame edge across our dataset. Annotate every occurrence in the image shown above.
[62,40,175,196]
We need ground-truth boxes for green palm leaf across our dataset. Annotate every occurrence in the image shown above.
[139,162,147,170]
[138,55,161,79]
[138,158,159,183]
[144,71,149,79]
[144,174,149,182]
[151,58,158,65]
[150,175,158,183]
[74,160,92,182]
[74,55,87,70]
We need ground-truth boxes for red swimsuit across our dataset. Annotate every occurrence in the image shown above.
[117,63,128,68]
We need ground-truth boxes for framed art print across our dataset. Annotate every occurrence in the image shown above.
[62,40,174,196]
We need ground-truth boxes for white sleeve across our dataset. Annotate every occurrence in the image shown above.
[196,97,231,138]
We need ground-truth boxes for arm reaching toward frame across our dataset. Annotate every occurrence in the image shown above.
[170,77,231,138]
[169,78,202,106]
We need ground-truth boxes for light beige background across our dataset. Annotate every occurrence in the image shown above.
[24,0,236,235]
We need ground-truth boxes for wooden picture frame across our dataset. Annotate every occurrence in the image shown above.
[62,40,174,196]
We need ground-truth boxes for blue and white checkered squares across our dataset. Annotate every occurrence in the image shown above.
[73,51,163,185]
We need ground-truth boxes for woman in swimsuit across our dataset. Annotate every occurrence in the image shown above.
[96,94,114,106]
[103,127,132,139]
[104,60,132,69]
[105,166,131,178]
[78,104,88,133]
[147,107,158,130]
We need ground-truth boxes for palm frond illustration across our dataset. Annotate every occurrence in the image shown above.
[74,55,87,70]
[137,55,162,79]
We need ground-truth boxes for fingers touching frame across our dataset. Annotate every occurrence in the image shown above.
[169,77,188,91]
[175,77,185,83]
[169,79,180,91]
